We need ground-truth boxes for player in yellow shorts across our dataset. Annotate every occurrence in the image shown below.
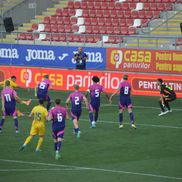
[20,99,48,152]
[0,76,31,116]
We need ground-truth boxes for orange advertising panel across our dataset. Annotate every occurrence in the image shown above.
[106,48,182,74]
[0,66,182,97]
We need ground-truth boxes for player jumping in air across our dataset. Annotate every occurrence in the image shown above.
[157,78,176,116]
[109,75,136,129]
[0,80,31,133]
[35,74,53,111]
[20,99,48,152]
[86,76,109,128]
[48,99,69,160]
[66,85,88,138]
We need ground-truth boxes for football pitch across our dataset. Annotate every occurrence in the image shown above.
[0,88,182,182]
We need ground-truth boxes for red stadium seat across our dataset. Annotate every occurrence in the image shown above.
[106,27,114,34]
[128,27,136,34]
[150,3,157,11]
[89,9,96,18]
[68,1,74,9]
[59,35,66,42]
[57,25,65,33]
[157,3,166,11]
[63,17,70,25]
[105,18,112,26]
[72,25,79,33]
[26,33,33,40]
[92,26,99,34]
[65,25,72,33]
[18,33,26,40]
[120,19,126,26]
[81,2,87,9]
[62,9,69,17]
[43,16,50,24]
[98,18,105,26]
[113,27,121,34]
[51,25,58,33]
[91,18,98,26]
[44,24,51,32]
[112,19,119,26]
[52,34,60,41]
[73,35,81,42]
[70,17,77,25]
[55,8,62,16]
[57,17,63,25]
[126,19,134,26]
[121,2,130,10]
[85,26,93,34]
[74,1,81,9]
[131,11,139,18]
[97,10,104,18]
[86,35,95,43]
[88,2,94,9]
[110,11,117,18]
[50,17,57,24]
[94,35,102,42]
[94,2,101,9]
[84,18,91,25]
[108,2,115,10]
[99,26,106,34]
[121,27,128,35]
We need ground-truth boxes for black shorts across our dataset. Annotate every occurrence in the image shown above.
[165,95,176,102]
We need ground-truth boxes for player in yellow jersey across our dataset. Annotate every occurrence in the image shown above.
[0,76,18,89]
[0,76,31,116]
[20,99,48,152]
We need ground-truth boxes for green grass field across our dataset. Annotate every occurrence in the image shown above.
[0,88,182,182]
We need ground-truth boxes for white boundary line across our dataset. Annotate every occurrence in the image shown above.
[0,168,79,172]
[0,159,182,180]
[81,119,182,130]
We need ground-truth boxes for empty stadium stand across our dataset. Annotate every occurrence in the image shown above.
[2,0,182,49]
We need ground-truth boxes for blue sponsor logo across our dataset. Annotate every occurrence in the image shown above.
[0,44,106,69]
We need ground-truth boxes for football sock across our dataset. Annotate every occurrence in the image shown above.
[129,112,134,124]
[159,101,165,112]
[24,135,33,145]
[0,119,5,128]
[164,100,170,110]
[119,112,123,124]
[57,141,62,151]
[94,111,99,122]
[89,111,94,123]
[54,142,58,151]
[36,137,43,150]
[74,128,80,134]
[14,118,18,130]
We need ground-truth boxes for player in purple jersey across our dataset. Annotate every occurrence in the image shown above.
[35,74,53,110]
[48,99,69,160]
[86,76,109,128]
[0,80,31,133]
[110,75,136,129]
[66,85,88,138]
